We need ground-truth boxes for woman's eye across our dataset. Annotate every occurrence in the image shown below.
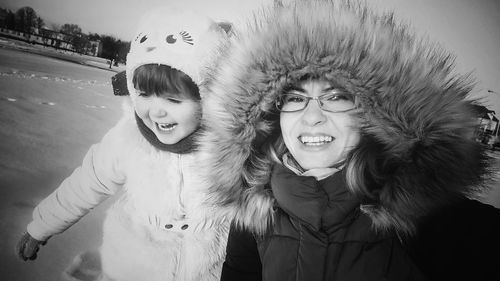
[285,95,305,103]
[137,91,149,97]
[326,93,351,101]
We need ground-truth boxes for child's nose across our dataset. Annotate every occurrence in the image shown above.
[150,102,168,118]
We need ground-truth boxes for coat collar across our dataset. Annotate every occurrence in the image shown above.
[271,164,359,233]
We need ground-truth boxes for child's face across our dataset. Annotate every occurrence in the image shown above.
[135,91,201,144]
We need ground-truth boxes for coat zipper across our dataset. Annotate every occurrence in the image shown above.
[175,153,187,280]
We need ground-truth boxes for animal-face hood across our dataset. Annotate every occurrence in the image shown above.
[200,0,491,235]
[126,6,229,106]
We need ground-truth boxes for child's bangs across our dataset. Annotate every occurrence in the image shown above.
[133,64,200,100]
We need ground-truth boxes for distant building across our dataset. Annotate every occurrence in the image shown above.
[471,104,498,145]
[87,38,102,57]
[0,26,101,56]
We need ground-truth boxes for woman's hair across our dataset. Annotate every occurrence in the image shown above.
[132,64,200,100]
[344,134,383,201]
[264,134,287,165]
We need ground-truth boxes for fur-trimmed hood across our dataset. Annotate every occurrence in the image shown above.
[200,0,491,235]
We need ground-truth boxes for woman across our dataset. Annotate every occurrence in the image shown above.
[199,0,493,280]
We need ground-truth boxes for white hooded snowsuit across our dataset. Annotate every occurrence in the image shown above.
[27,7,231,281]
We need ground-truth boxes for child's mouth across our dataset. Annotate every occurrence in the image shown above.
[156,122,177,132]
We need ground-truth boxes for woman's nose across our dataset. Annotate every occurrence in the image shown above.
[301,99,326,126]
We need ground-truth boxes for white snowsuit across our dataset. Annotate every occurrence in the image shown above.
[27,106,230,281]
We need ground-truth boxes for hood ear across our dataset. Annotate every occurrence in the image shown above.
[217,22,233,35]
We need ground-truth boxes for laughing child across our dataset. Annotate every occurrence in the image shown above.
[16,6,232,281]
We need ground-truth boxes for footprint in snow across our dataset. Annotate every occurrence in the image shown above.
[40,101,56,105]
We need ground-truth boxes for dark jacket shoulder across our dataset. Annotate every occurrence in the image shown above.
[409,199,500,281]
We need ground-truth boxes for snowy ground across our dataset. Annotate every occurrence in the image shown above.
[0,44,124,281]
[1,38,500,281]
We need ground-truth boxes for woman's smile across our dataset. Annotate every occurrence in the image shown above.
[298,134,334,146]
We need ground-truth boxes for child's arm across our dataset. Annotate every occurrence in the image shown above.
[28,144,123,241]
[17,128,126,260]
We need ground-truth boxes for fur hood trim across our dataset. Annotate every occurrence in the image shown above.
[200,0,491,235]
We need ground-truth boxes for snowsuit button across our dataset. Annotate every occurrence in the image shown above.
[165,224,173,229]
[181,224,189,230]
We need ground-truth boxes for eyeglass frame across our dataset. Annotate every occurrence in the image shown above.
[275,91,358,113]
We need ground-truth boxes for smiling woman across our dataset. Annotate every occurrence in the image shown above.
[198,0,498,280]
[278,79,360,172]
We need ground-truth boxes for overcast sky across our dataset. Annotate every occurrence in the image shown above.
[2,0,500,113]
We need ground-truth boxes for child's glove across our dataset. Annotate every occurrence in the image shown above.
[16,232,47,261]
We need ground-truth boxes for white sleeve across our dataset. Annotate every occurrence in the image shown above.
[27,137,126,241]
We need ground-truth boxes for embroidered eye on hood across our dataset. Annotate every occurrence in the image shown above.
[134,30,195,47]
[166,31,194,45]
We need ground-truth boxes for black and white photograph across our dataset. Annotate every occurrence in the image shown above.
[1,0,499,281]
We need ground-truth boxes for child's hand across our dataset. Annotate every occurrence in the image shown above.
[16,232,47,261]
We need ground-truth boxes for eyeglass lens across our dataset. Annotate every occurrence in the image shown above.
[277,92,355,112]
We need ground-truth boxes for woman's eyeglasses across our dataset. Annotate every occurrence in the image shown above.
[276,91,356,113]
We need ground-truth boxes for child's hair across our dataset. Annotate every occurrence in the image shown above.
[132,64,200,101]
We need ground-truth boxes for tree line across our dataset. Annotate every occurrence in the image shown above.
[0,6,130,64]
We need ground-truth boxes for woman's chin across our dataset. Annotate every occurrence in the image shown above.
[293,151,341,171]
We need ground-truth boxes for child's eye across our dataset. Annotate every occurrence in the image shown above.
[137,91,150,97]
[167,98,182,104]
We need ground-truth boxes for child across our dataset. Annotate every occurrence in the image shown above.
[16,6,231,281]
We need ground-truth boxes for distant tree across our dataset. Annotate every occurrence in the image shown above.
[99,35,130,64]
[60,23,82,41]
[15,6,38,33]
[116,39,130,64]
[59,23,92,53]
[88,33,101,41]
[60,23,82,36]
[36,16,44,30]
[3,9,16,29]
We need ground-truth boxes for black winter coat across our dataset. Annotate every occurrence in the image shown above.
[222,165,427,281]
[408,198,500,281]
[222,192,500,281]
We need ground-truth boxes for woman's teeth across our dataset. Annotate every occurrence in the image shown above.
[299,136,333,145]
[157,123,176,131]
